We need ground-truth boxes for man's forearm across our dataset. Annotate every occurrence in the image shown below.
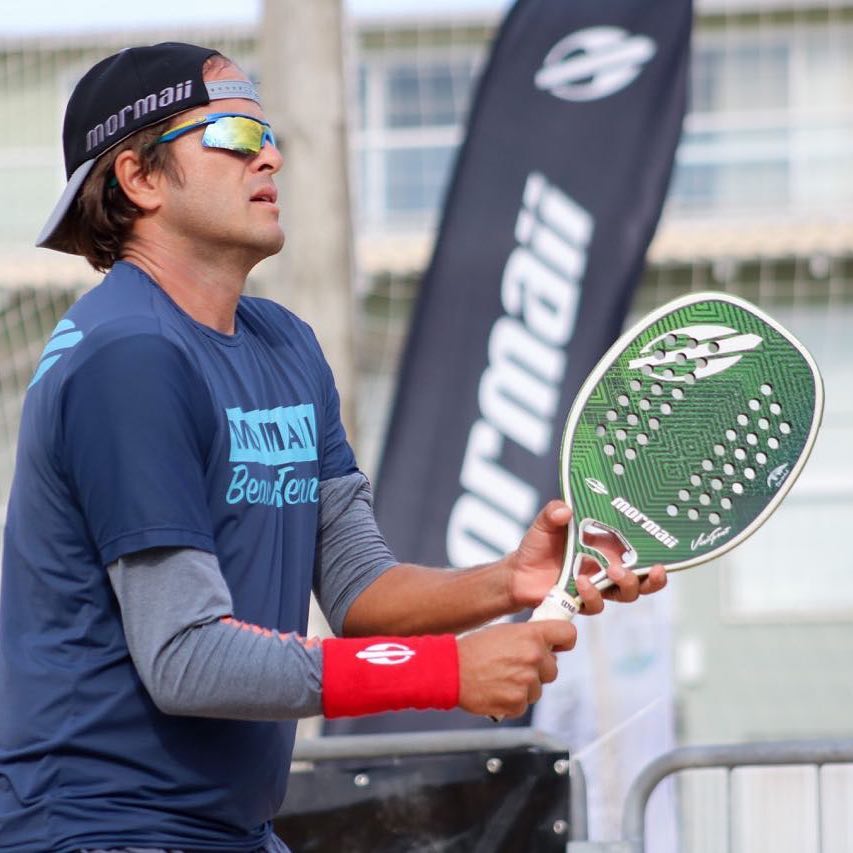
[109,548,323,720]
[341,558,517,637]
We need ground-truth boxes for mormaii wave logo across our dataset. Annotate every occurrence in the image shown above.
[535,27,657,102]
[628,324,763,382]
[355,643,415,666]
[584,477,609,495]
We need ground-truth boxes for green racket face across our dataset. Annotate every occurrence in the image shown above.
[562,292,823,577]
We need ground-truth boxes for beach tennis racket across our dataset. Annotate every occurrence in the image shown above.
[531,291,824,622]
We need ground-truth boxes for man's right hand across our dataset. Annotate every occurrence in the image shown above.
[456,620,576,719]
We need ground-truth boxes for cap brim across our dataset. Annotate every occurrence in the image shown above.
[36,158,96,252]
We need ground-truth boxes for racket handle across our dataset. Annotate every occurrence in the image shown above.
[488,587,579,723]
[529,585,580,622]
[489,587,579,723]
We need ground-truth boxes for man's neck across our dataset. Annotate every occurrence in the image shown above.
[121,234,256,335]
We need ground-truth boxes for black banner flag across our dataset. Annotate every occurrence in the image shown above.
[330,0,691,733]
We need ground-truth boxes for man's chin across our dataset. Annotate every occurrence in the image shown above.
[252,229,286,261]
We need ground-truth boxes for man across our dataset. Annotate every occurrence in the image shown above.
[0,43,665,852]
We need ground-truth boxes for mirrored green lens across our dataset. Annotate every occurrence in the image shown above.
[202,116,269,154]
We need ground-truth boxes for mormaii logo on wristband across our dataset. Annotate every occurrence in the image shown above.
[355,643,415,665]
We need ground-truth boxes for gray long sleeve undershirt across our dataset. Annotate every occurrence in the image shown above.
[107,471,397,721]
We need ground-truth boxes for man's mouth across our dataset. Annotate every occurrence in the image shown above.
[250,187,278,204]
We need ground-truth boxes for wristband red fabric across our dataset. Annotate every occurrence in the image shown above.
[322,634,459,719]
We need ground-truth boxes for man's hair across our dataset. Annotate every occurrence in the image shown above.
[68,121,182,272]
[64,53,237,272]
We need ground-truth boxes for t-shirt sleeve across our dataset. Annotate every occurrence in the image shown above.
[59,332,217,565]
[316,343,357,483]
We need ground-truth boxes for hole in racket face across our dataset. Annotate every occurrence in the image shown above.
[579,520,638,570]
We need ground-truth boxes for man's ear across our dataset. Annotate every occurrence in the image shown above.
[113,149,165,213]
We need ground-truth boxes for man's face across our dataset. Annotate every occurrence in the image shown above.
[154,64,285,265]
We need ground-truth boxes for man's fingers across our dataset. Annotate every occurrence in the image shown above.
[458,621,575,718]
[638,564,668,594]
[576,559,667,614]
[535,500,572,533]
[575,573,604,615]
[538,651,559,685]
[602,564,667,600]
[527,681,543,705]
[607,560,640,602]
[533,619,577,652]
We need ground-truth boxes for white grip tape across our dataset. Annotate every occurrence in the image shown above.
[529,585,580,622]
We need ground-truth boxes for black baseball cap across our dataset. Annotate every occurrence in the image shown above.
[37,41,261,253]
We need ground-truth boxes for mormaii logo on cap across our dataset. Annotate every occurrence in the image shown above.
[355,642,415,666]
[85,79,195,153]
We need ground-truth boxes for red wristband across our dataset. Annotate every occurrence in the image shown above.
[322,634,459,719]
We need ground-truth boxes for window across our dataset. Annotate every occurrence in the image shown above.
[669,26,853,217]
[354,50,483,230]
[385,145,456,215]
[385,60,477,128]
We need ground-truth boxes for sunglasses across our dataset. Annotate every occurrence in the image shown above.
[156,112,278,155]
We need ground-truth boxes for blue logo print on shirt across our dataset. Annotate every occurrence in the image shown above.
[225,405,320,508]
[29,319,84,388]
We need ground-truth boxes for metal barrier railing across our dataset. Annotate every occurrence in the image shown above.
[570,738,853,853]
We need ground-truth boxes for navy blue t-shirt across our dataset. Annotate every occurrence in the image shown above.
[0,262,356,851]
